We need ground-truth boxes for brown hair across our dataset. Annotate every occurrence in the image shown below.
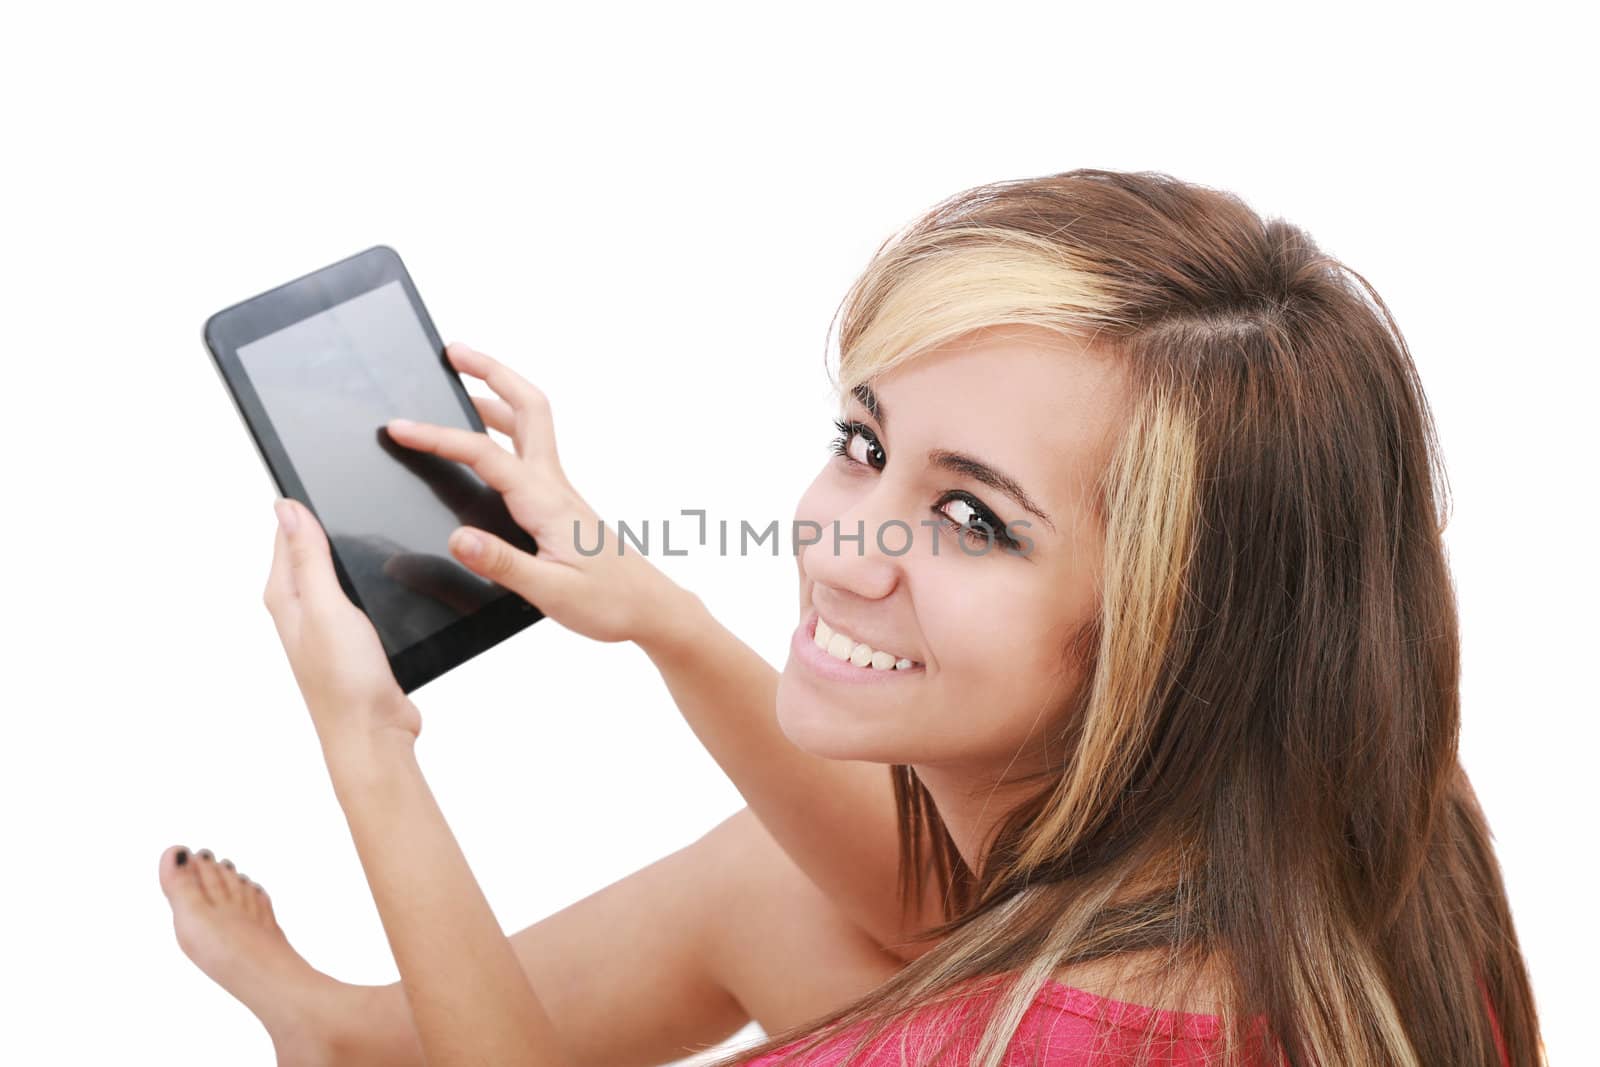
[702,169,1541,1065]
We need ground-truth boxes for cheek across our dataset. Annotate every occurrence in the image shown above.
[922,567,1092,753]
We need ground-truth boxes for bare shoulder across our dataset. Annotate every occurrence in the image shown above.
[692,810,1236,1034]
[696,807,910,1034]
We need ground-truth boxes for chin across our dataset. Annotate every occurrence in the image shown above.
[774,664,904,763]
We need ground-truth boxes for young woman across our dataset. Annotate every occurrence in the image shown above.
[158,169,1541,1065]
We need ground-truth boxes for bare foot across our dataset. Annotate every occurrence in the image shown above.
[157,845,365,1066]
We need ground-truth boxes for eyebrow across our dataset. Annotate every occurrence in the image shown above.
[850,382,1058,534]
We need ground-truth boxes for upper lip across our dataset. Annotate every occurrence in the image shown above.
[811,607,920,663]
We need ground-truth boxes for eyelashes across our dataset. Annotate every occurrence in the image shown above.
[827,418,1023,554]
[830,418,883,468]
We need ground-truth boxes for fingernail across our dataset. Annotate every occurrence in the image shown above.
[175,849,188,867]
[275,500,299,533]
[388,418,416,432]
[454,531,482,558]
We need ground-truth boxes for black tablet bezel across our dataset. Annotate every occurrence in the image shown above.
[202,245,543,694]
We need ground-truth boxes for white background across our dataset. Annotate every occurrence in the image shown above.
[2,2,1592,1063]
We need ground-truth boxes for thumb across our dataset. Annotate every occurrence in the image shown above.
[276,499,340,601]
[449,525,558,605]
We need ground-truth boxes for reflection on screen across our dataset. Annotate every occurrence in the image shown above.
[237,279,536,655]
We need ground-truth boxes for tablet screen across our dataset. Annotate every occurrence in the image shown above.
[236,279,523,656]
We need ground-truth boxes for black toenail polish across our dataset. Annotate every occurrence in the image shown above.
[175,849,188,866]
[221,859,235,870]
[198,849,213,860]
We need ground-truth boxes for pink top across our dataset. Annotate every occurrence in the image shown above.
[745,976,1514,1066]
[745,978,1260,1066]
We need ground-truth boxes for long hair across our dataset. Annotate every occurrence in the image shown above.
[700,169,1540,1066]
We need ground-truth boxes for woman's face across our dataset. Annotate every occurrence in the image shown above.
[776,325,1128,780]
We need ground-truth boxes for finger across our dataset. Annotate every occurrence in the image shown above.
[470,392,515,436]
[450,525,563,606]
[265,513,299,609]
[382,420,525,490]
[276,499,342,603]
[444,344,561,465]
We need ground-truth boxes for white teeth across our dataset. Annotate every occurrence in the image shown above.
[811,614,920,671]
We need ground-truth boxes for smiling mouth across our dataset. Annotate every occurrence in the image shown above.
[810,612,923,671]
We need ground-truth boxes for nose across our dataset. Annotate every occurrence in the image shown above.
[800,493,911,602]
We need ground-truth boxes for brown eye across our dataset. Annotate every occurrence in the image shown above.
[940,497,978,527]
[934,491,1022,554]
[830,419,885,470]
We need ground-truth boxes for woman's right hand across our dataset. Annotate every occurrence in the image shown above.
[384,341,686,647]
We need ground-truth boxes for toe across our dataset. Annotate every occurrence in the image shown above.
[216,857,242,903]
[192,848,228,904]
[236,871,262,919]
[158,845,207,910]
[254,882,279,927]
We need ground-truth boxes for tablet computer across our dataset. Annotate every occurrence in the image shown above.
[203,245,544,693]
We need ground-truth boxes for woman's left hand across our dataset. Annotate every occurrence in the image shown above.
[264,497,568,1064]
[263,497,421,752]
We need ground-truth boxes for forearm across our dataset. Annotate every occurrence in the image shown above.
[322,724,571,1067]
[635,588,943,959]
